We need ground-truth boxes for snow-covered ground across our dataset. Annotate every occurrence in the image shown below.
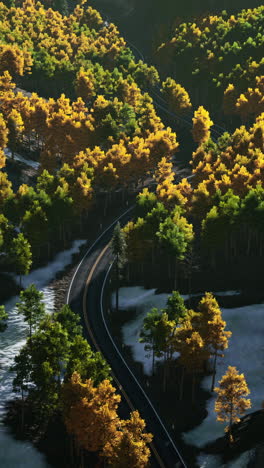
[0,239,85,468]
[4,148,40,170]
[113,286,169,375]
[114,286,264,467]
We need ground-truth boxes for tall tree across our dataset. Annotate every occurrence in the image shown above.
[139,307,161,374]
[62,372,121,453]
[111,222,127,312]
[215,366,251,442]
[196,293,232,390]
[165,290,187,324]
[103,410,153,468]
[192,106,213,145]
[10,233,32,285]
[7,109,24,158]
[29,318,70,417]
[54,304,82,337]
[161,77,192,114]
[66,334,111,384]
[16,284,45,341]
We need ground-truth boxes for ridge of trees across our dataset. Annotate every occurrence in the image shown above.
[156,6,264,113]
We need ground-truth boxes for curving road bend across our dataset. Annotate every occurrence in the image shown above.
[67,206,188,468]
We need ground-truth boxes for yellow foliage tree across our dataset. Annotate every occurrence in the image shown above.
[0,170,13,206]
[62,372,121,453]
[192,106,213,145]
[0,44,25,76]
[161,77,192,114]
[102,410,153,468]
[215,366,251,442]
[0,113,8,149]
[197,292,232,391]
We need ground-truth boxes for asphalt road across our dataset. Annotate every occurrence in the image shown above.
[67,207,188,468]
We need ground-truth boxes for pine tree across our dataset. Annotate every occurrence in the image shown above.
[215,366,251,442]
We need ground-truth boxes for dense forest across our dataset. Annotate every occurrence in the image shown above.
[156,6,264,115]
[0,0,263,467]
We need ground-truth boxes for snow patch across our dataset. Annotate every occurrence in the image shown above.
[113,287,264,466]
[183,303,264,450]
[4,148,40,170]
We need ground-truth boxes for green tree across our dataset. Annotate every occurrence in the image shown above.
[139,307,161,374]
[54,304,82,337]
[165,291,187,324]
[16,284,45,341]
[10,233,32,285]
[66,334,111,384]
[157,213,193,288]
[29,318,70,417]
[111,222,127,312]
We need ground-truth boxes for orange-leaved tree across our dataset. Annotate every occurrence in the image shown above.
[215,366,251,442]
[102,410,153,468]
[62,372,121,453]
[196,292,232,391]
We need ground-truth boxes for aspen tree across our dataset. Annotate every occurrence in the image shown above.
[103,410,153,468]
[215,366,251,442]
[197,293,232,390]
[161,77,192,114]
[62,373,121,453]
[192,106,213,145]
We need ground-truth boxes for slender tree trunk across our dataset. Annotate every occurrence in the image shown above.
[115,254,119,313]
[229,403,233,444]
[152,348,155,376]
[163,357,167,393]
[211,353,217,392]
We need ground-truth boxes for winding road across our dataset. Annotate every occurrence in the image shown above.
[66,206,188,468]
